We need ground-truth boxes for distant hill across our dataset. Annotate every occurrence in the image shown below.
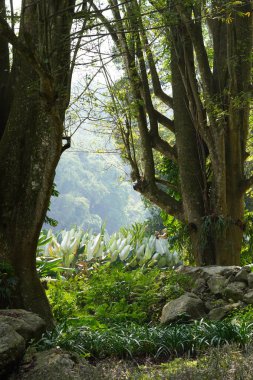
[46,132,147,233]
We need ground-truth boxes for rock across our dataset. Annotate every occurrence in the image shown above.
[9,348,102,380]
[248,273,253,288]
[222,267,241,279]
[205,298,226,311]
[201,266,240,279]
[176,266,240,280]
[223,282,247,301]
[234,267,250,283]
[243,290,253,304]
[192,278,207,294]
[0,322,26,377]
[160,292,206,324]
[0,309,46,342]
[207,275,227,295]
[208,302,243,321]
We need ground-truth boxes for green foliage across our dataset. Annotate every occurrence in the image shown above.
[36,319,253,360]
[241,210,253,265]
[48,150,146,234]
[46,263,192,326]
[44,182,59,227]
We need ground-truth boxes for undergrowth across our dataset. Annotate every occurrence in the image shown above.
[46,263,193,327]
[35,319,253,360]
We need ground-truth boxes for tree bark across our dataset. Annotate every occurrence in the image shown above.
[0,0,75,328]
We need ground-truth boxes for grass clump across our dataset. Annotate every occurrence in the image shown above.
[35,319,253,360]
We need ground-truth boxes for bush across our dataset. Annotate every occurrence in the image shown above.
[46,263,192,326]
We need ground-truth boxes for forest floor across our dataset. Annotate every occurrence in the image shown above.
[96,344,253,380]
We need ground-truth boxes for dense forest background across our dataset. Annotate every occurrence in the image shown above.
[47,129,149,233]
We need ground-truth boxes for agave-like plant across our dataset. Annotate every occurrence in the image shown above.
[37,223,180,272]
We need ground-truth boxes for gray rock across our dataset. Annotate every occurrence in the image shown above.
[243,290,253,304]
[0,322,26,377]
[0,309,46,342]
[160,292,206,324]
[234,267,250,283]
[205,298,226,311]
[192,278,207,294]
[207,275,227,295]
[208,302,242,321]
[248,273,253,288]
[176,266,241,280]
[201,266,240,279]
[9,348,102,380]
[223,281,247,301]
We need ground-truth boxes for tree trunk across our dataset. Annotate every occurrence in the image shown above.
[0,0,75,328]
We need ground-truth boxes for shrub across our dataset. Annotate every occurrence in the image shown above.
[46,263,192,326]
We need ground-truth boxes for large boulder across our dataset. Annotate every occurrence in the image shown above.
[0,322,26,377]
[9,348,102,380]
[160,293,206,324]
[0,310,46,377]
[0,309,46,343]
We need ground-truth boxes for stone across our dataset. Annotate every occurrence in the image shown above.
[222,267,241,279]
[192,278,207,294]
[205,298,226,311]
[9,348,102,380]
[234,267,250,283]
[160,292,206,324]
[248,273,253,288]
[0,309,46,342]
[176,266,240,281]
[0,322,26,377]
[208,302,242,321]
[207,275,227,295]
[223,282,247,301]
[243,290,253,304]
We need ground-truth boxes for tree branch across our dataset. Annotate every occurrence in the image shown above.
[0,14,52,83]
[133,179,184,221]
[155,177,179,192]
[151,133,177,162]
[154,109,174,133]
[177,5,214,96]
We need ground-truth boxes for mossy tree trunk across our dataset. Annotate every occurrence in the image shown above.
[0,0,75,327]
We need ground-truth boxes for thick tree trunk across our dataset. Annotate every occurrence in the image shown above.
[0,0,74,328]
[0,56,62,327]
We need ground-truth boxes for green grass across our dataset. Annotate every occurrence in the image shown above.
[35,319,253,360]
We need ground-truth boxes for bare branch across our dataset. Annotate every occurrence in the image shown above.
[133,179,184,221]
[154,109,174,133]
[177,4,214,96]
[155,177,179,192]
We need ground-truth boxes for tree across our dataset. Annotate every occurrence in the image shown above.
[0,0,86,327]
[90,0,253,266]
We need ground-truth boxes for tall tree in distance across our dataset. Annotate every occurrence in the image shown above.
[91,0,253,265]
[0,0,82,327]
